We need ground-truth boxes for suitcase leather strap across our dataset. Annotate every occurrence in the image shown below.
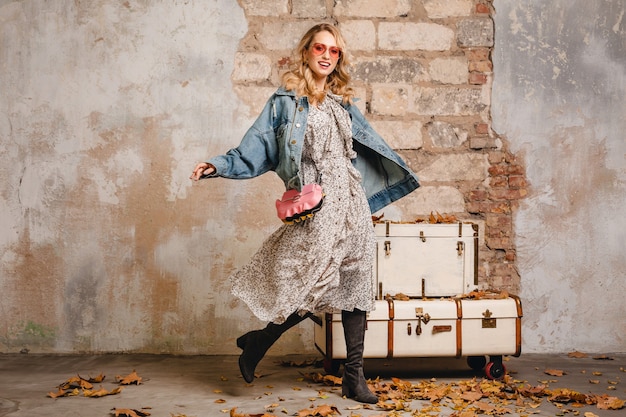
[386,296,395,358]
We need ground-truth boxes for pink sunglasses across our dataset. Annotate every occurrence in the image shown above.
[310,43,342,59]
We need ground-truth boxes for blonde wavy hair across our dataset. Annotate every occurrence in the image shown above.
[281,23,354,105]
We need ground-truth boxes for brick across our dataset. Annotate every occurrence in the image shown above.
[468,190,488,201]
[292,0,326,18]
[429,57,469,84]
[352,57,426,83]
[486,214,512,228]
[232,53,272,82]
[370,120,423,150]
[334,0,411,18]
[423,0,473,18]
[469,60,493,72]
[469,136,500,149]
[370,83,410,116]
[240,0,288,16]
[488,165,507,176]
[427,121,468,148]
[339,20,375,51]
[490,188,528,200]
[507,165,525,175]
[476,3,491,14]
[379,22,454,51]
[490,176,508,188]
[417,154,488,182]
[508,175,527,188]
[475,123,489,134]
[469,72,488,84]
[466,48,490,61]
[413,87,486,116]
[472,201,511,215]
[486,236,512,249]
[486,202,511,214]
[457,18,494,47]
[256,22,313,51]
[488,151,506,164]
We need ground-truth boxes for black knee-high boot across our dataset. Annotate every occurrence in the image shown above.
[341,309,378,404]
[237,312,310,383]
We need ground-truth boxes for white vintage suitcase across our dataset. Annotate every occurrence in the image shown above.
[373,222,478,298]
[313,295,522,379]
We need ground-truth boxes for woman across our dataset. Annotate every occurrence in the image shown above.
[190,23,419,403]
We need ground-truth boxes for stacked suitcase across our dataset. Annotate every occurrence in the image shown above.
[313,221,522,380]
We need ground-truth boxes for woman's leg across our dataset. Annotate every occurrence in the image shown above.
[237,312,310,383]
[340,308,378,403]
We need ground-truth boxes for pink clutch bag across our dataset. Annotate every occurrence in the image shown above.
[276,183,325,224]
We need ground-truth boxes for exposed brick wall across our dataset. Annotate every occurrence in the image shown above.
[233,0,527,294]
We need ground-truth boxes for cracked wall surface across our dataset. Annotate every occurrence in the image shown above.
[492,0,626,353]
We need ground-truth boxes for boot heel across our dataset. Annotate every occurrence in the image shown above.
[341,382,352,398]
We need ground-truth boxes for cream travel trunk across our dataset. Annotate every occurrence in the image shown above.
[313,222,522,379]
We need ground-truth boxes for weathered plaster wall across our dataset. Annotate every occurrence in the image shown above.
[492,0,626,353]
[0,0,264,353]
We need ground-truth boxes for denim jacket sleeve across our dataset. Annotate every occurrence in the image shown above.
[344,102,420,213]
[205,96,280,180]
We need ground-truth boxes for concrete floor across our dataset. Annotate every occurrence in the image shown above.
[1,352,624,417]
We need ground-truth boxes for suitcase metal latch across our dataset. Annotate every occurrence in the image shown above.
[414,307,431,335]
[482,309,497,328]
[384,240,391,256]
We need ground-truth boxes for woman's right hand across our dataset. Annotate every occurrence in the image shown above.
[190,162,215,181]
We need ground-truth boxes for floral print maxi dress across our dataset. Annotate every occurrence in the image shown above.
[231,94,376,324]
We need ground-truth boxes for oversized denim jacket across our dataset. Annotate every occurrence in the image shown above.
[206,87,420,213]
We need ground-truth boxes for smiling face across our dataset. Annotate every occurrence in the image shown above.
[305,30,341,90]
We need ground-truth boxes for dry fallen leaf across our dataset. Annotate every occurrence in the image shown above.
[80,373,106,383]
[111,408,151,417]
[594,394,625,410]
[544,369,566,377]
[116,370,142,385]
[59,375,93,390]
[83,386,123,397]
[47,387,80,398]
[296,404,340,417]
[568,351,588,358]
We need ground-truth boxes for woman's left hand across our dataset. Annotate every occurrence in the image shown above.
[190,162,215,181]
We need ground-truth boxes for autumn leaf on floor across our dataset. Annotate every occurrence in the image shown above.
[229,407,277,417]
[544,369,566,377]
[116,370,143,385]
[568,351,589,358]
[592,354,614,360]
[84,386,123,397]
[548,388,589,404]
[79,372,106,383]
[296,404,340,417]
[59,375,94,390]
[47,387,80,398]
[302,372,342,386]
[594,394,625,410]
[111,408,151,417]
